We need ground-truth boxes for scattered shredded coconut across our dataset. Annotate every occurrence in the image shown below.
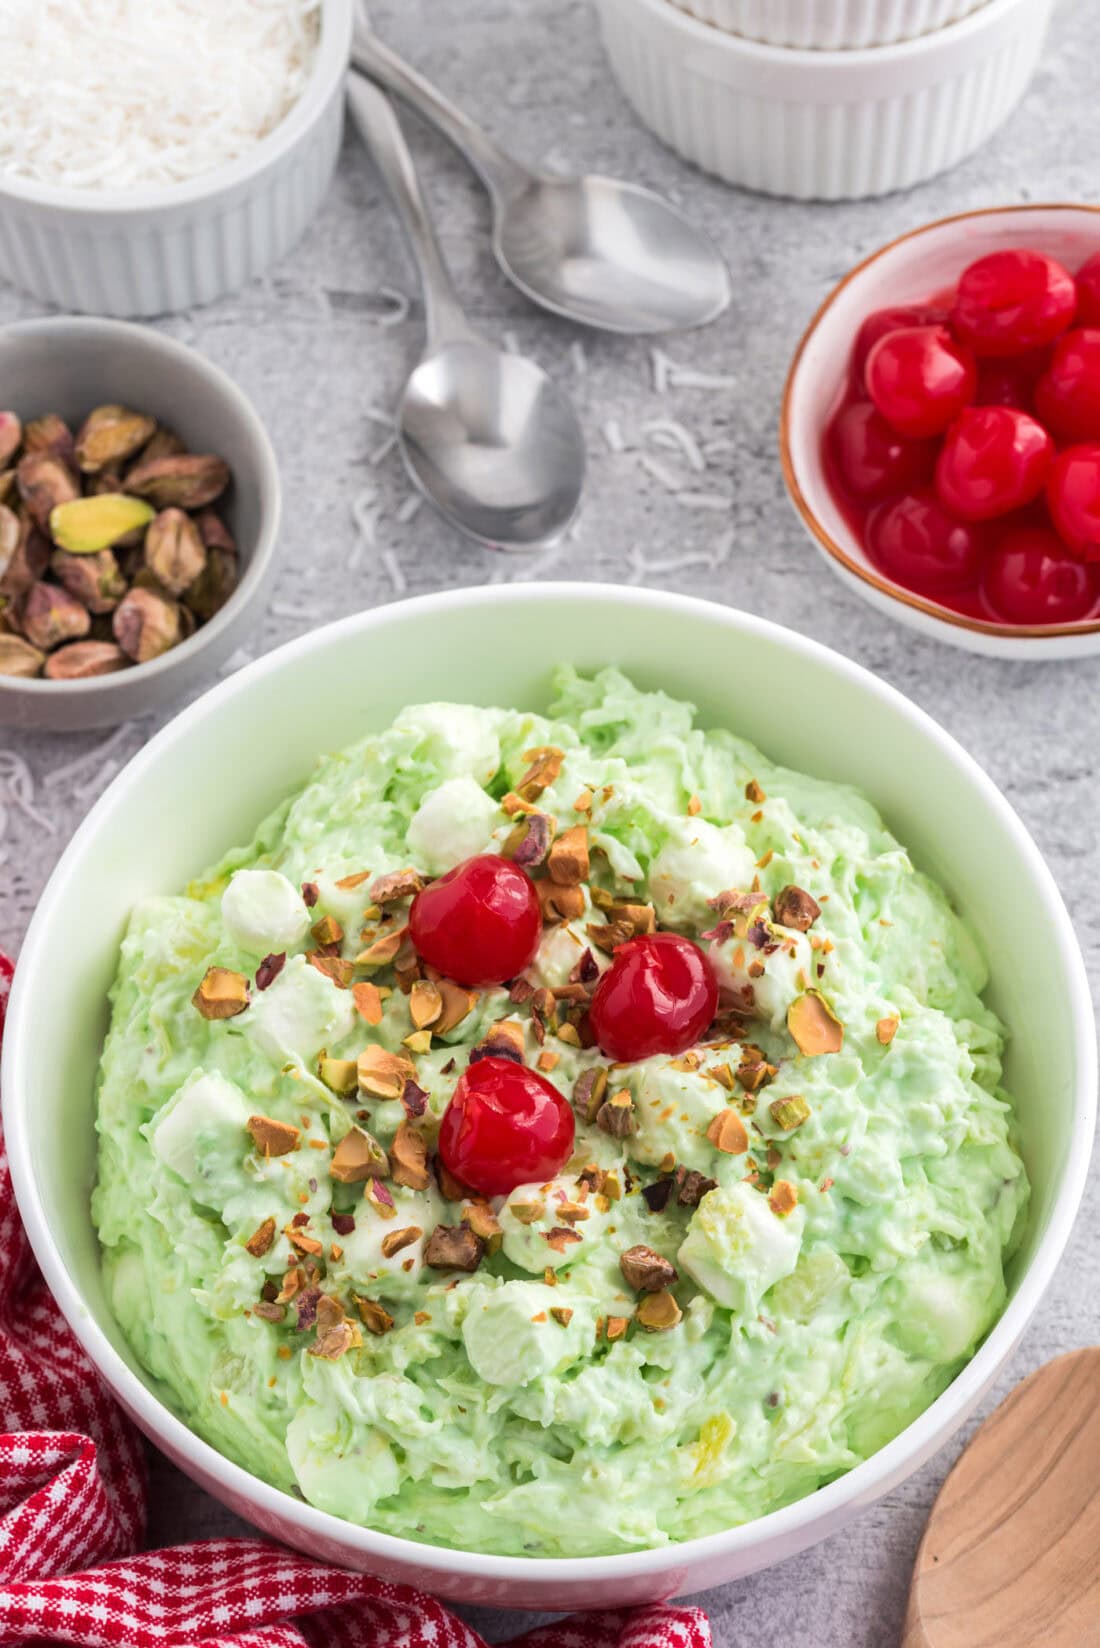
[0,752,54,866]
[0,1,321,190]
[602,419,626,453]
[643,419,706,472]
[651,348,737,394]
[218,648,255,677]
[637,453,684,493]
[396,493,424,524]
[43,723,137,793]
[348,485,381,572]
[503,331,521,356]
[268,598,329,623]
[372,287,411,329]
[703,437,736,458]
[570,341,588,377]
[362,407,394,430]
[368,432,398,467]
[674,491,733,511]
[627,529,734,585]
[380,548,407,595]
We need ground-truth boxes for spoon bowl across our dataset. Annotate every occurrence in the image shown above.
[351,28,732,335]
[495,174,732,334]
[399,340,585,547]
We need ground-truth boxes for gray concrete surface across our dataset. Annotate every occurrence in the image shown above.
[1,0,1098,1640]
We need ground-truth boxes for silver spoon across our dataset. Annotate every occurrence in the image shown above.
[349,31,732,336]
[345,74,585,550]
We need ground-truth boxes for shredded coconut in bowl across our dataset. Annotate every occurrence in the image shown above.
[0,0,321,191]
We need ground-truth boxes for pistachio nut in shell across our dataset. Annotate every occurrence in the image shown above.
[23,414,74,463]
[19,580,92,650]
[196,507,236,554]
[0,520,49,600]
[112,585,181,664]
[184,547,237,621]
[0,504,19,583]
[0,413,21,469]
[74,405,157,474]
[50,549,127,614]
[125,453,230,510]
[17,451,80,531]
[44,640,129,680]
[787,989,844,1057]
[50,493,155,555]
[134,425,186,466]
[0,634,45,678]
[144,508,207,596]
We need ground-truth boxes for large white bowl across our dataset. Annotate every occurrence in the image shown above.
[0,0,352,316]
[3,585,1094,1608]
[782,204,1100,659]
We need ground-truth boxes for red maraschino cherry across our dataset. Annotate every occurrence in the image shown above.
[408,854,541,987]
[438,1056,575,1197]
[588,932,718,1064]
[951,249,1076,358]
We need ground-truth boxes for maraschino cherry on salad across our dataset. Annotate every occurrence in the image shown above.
[824,245,1100,626]
[409,852,721,1196]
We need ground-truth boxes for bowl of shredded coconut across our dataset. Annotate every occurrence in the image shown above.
[0,0,353,315]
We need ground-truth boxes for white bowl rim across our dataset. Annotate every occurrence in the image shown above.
[0,314,281,702]
[781,202,1100,646]
[4,581,1095,1582]
[0,0,352,215]
[608,0,1035,64]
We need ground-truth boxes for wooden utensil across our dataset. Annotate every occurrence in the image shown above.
[904,1348,1100,1646]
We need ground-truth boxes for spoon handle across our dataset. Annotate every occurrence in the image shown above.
[345,73,472,349]
[350,23,530,203]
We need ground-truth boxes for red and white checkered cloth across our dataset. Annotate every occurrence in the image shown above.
[0,949,710,1648]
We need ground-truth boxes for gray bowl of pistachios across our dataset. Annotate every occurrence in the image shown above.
[0,317,280,731]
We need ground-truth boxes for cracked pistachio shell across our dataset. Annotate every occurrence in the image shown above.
[44,640,129,680]
[134,425,186,465]
[184,546,237,620]
[0,633,46,678]
[50,548,127,614]
[144,508,207,596]
[49,493,155,554]
[0,413,21,468]
[124,453,230,509]
[74,405,157,474]
[112,585,181,663]
[23,414,74,462]
[0,519,49,600]
[17,451,80,530]
[19,580,92,650]
[0,504,19,582]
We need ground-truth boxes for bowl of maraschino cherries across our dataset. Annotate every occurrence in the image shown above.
[782,205,1100,657]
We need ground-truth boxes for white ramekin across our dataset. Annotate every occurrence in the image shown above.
[0,1,352,317]
[782,203,1100,660]
[3,584,1094,1606]
[668,0,988,50]
[595,0,1054,200]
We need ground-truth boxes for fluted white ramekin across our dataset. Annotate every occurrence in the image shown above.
[596,0,1054,201]
[0,0,352,317]
[668,0,988,50]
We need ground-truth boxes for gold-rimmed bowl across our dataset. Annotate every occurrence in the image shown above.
[781,204,1100,659]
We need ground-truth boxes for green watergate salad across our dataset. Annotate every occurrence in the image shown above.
[93,668,1028,1556]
